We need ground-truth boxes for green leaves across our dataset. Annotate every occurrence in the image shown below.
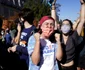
[23,0,50,21]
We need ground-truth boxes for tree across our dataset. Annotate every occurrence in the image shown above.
[23,0,51,21]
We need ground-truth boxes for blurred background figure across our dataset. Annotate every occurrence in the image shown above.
[5,28,12,48]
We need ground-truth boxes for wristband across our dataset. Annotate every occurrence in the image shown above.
[51,6,56,10]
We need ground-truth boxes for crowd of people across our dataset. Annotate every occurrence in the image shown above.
[0,0,85,70]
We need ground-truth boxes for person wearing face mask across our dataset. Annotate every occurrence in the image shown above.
[61,23,70,34]
[27,16,63,70]
[59,0,85,70]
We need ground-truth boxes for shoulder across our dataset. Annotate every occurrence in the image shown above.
[70,30,79,38]
[32,25,36,29]
[28,34,35,43]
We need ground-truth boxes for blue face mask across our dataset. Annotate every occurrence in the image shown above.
[61,24,71,34]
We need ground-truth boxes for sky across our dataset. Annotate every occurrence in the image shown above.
[57,0,80,22]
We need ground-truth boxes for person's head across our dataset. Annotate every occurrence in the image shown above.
[0,18,3,29]
[61,19,73,35]
[21,8,34,25]
[39,16,55,38]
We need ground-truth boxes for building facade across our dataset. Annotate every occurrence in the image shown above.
[0,0,26,18]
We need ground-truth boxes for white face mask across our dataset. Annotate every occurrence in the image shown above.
[61,24,71,34]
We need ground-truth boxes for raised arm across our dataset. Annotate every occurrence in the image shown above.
[73,17,80,30]
[51,0,58,30]
[77,0,85,36]
[14,23,21,44]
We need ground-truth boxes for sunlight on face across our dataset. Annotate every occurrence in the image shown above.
[41,19,55,38]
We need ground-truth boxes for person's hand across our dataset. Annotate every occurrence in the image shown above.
[17,23,21,32]
[8,47,12,53]
[51,0,56,10]
[55,33,60,42]
[34,33,40,41]
[8,45,17,53]
[80,0,85,4]
[14,37,19,44]
[52,0,56,5]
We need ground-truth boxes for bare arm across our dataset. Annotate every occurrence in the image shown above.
[73,17,80,30]
[77,0,85,36]
[31,33,40,65]
[51,0,58,30]
[55,33,63,61]
[14,31,21,44]
[14,23,21,44]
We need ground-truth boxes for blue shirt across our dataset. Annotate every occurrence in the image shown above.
[16,25,36,62]
[5,33,12,44]
[27,35,59,70]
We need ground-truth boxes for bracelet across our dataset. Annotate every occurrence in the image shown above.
[51,6,56,10]
[52,8,56,10]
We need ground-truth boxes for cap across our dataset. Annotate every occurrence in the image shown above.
[39,16,55,26]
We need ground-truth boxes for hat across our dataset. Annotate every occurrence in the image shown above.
[39,16,55,26]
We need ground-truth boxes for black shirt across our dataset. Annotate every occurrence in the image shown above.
[61,30,79,64]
